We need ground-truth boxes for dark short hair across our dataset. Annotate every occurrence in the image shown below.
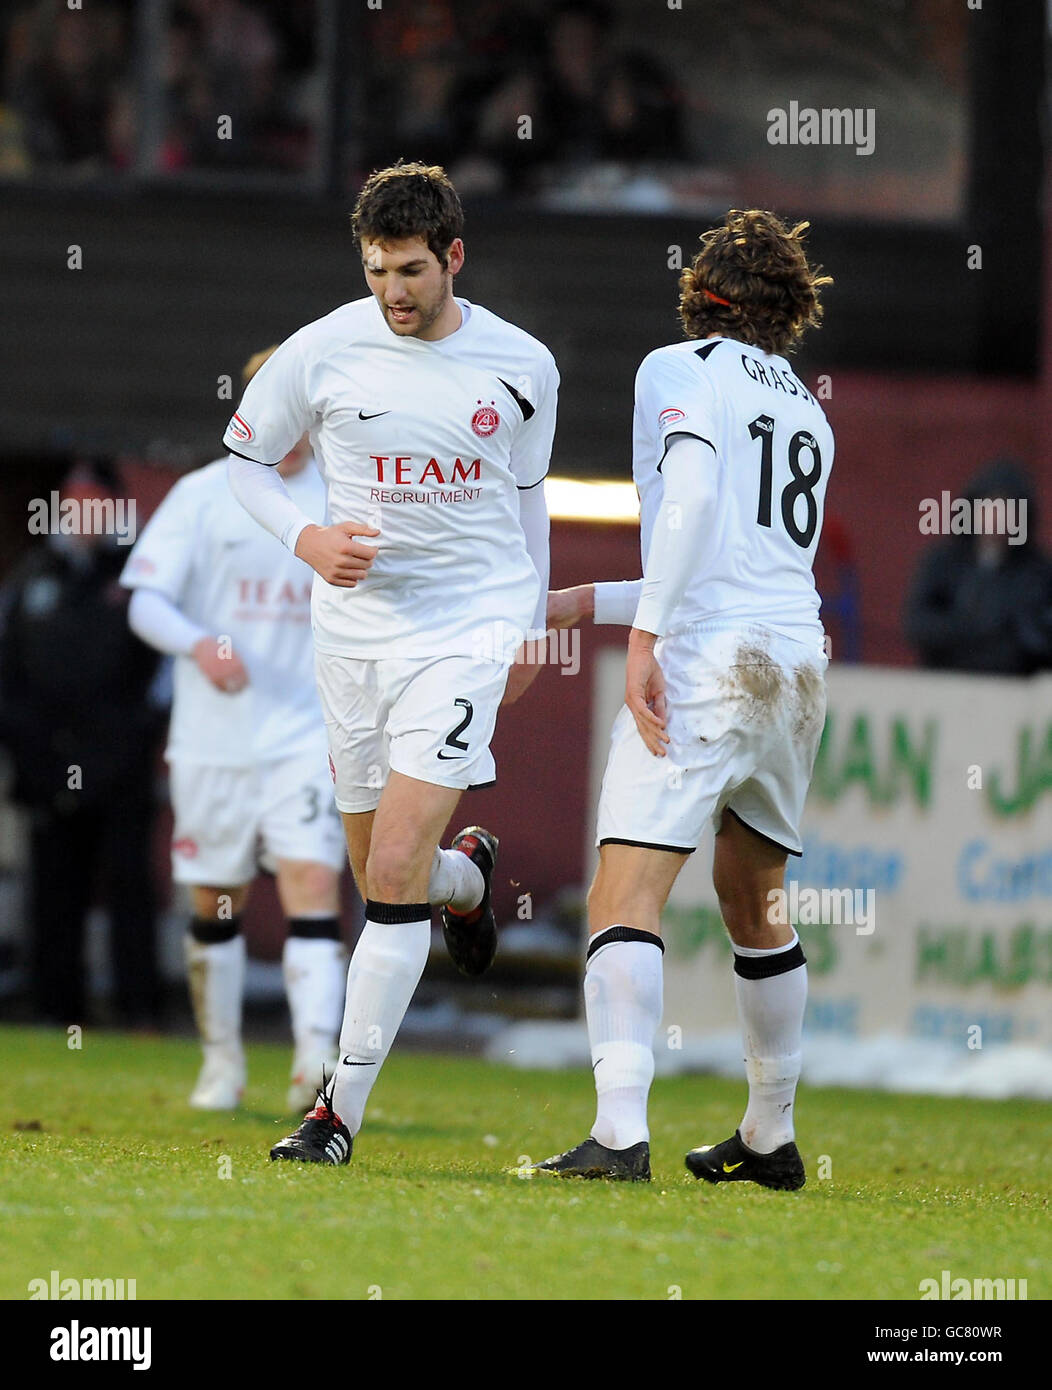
[678,209,832,355]
[350,161,464,269]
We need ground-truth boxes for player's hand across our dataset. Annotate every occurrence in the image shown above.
[295,521,380,587]
[192,637,250,694]
[546,585,593,630]
[625,628,669,756]
[501,637,545,705]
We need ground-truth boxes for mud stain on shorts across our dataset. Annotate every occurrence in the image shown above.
[791,662,825,737]
[717,642,783,723]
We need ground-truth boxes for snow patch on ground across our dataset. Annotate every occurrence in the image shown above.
[485,1023,1052,1099]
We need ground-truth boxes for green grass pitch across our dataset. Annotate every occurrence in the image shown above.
[1,1025,1048,1301]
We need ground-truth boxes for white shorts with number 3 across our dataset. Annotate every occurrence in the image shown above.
[168,746,347,885]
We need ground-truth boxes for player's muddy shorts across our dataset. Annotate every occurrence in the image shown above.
[169,744,346,884]
[314,650,510,813]
[596,621,828,856]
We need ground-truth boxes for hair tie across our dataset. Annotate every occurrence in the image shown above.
[703,288,732,307]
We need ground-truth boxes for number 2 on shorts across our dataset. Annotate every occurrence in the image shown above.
[443,698,474,754]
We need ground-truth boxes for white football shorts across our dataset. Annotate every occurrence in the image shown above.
[168,746,347,885]
[596,621,828,856]
[314,650,510,813]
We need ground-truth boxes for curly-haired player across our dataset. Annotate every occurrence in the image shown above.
[541,210,834,1185]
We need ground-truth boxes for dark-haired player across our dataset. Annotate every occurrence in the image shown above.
[540,210,833,1186]
[224,162,557,1165]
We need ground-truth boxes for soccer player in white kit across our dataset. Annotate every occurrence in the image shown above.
[224,163,556,1165]
[539,210,833,1186]
[121,349,348,1112]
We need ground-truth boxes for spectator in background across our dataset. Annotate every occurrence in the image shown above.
[449,0,608,191]
[598,48,686,163]
[4,0,129,169]
[447,0,685,195]
[0,458,164,1026]
[3,0,315,175]
[905,458,1052,675]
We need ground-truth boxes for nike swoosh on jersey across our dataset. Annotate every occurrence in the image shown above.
[358,410,390,420]
[436,751,466,760]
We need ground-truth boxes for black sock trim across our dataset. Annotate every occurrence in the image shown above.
[287,916,341,940]
[365,900,431,925]
[598,837,695,855]
[587,925,665,961]
[190,915,241,945]
[733,941,806,979]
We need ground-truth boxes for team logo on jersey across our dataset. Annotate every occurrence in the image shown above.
[658,407,687,430]
[228,411,255,444]
[471,401,501,437]
[172,837,198,858]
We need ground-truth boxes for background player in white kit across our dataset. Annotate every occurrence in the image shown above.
[541,209,833,1186]
[223,162,556,1165]
[121,348,348,1112]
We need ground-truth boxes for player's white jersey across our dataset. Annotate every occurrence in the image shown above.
[635,336,833,643]
[120,458,328,767]
[222,296,558,662]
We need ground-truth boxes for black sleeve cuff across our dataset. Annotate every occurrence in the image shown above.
[226,445,281,467]
[657,432,717,471]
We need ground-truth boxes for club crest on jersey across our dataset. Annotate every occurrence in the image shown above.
[471,401,501,437]
[172,837,198,858]
[228,412,255,444]
[659,407,687,430]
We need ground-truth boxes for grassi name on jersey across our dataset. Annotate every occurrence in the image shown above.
[223,296,559,663]
[633,336,833,645]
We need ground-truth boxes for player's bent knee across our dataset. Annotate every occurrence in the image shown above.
[191,885,248,921]
[281,859,338,905]
[717,892,780,946]
[365,846,422,902]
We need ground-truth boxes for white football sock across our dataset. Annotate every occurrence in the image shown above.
[330,903,431,1136]
[585,927,664,1150]
[733,931,807,1153]
[427,846,484,912]
[185,931,244,1062]
[282,935,345,1064]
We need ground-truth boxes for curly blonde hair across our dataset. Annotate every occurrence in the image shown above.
[678,209,832,355]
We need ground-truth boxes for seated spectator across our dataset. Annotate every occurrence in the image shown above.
[904,458,1052,675]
